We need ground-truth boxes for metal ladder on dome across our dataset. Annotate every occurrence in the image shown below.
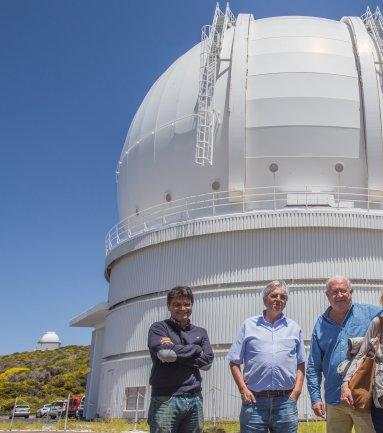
[362,7,383,79]
[195,2,236,166]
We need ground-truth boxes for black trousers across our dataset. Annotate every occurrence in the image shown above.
[372,403,383,433]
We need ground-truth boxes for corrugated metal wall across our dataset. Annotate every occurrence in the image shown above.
[97,336,375,420]
[103,285,381,358]
[97,355,153,419]
[95,214,383,420]
[109,225,383,305]
[86,327,105,419]
[106,209,383,269]
[98,284,381,419]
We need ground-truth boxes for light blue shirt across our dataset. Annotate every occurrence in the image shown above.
[227,314,306,392]
[307,303,382,405]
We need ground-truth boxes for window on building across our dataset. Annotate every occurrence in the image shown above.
[125,386,146,418]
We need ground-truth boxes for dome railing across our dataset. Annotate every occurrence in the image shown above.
[105,185,383,255]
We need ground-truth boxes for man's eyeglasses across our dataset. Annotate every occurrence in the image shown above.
[328,289,351,296]
[169,302,192,309]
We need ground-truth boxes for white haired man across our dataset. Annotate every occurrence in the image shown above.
[307,276,382,433]
[228,280,305,433]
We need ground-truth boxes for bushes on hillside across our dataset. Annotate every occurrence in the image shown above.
[0,345,89,414]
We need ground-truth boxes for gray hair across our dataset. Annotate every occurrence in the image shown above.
[262,280,288,299]
[325,276,352,293]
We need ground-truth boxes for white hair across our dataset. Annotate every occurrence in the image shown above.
[325,276,352,293]
[262,280,288,299]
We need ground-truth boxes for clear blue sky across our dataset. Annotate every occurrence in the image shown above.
[0,0,378,355]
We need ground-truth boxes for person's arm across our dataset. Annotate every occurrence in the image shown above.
[341,317,380,408]
[176,331,214,370]
[229,362,255,403]
[290,329,306,401]
[194,331,214,370]
[227,323,255,403]
[290,363,305,401]
[307,332,326,419]
[148,323,202,363]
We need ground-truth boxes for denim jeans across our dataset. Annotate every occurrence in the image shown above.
[239,395,298,433]
[148,394,203,433]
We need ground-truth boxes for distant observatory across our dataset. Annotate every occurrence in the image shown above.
[36,331,61,351]
[72,4,383,420]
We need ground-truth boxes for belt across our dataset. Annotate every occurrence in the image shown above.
[252,389,292,398]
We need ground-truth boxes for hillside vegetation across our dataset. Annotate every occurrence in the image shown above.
[0,345,89,413]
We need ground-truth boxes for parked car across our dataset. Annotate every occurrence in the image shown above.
[75,396,85,419]
[9,404,30,419]
[68,396,82,417]
[48,400,67,419]
[36,404,51,418]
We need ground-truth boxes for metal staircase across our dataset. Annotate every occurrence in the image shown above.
[362,7,383,69]
[195,3,235,166]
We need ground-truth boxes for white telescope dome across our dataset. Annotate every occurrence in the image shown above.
[116,14,383,224]
[39,331,60,344]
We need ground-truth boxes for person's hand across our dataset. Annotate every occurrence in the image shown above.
[289,390,301,401]
[340,383,354,408]
[240,387,256,404]
[160,337,173,345]
[312,402,326,419]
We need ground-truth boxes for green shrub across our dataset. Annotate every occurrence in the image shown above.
[0,345,89,414]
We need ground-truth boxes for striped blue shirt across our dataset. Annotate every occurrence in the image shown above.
[228,314,306,392]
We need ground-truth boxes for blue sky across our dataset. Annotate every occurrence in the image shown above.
[0,0,379,355]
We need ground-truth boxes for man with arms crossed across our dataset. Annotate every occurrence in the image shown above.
[228,280,305,433]
[307,276,382,433]
[147,286,213,433]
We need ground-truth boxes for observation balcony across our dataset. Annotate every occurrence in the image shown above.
[105,186,383,255]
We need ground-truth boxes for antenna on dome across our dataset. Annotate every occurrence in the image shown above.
[195,2,235,166]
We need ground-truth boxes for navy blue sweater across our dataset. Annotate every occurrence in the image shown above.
[148,318,214,396]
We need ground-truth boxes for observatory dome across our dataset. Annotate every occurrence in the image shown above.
[39,331,60,344]
[74,6,383,421]
[116,14,383,224]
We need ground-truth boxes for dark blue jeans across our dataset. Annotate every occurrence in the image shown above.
[372,403,383,433]
[239,395,298,433]
[148,394,203,433]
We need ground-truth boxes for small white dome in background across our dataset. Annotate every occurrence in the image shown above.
[39,331,60,343]
[36,331,61,350]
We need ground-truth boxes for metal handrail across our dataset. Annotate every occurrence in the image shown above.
[105,185,383,254]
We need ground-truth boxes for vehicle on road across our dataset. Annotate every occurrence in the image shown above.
[48,400,67,419]
[75,396,85,419]
[36,404,51,418]
[9,404,30,419]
